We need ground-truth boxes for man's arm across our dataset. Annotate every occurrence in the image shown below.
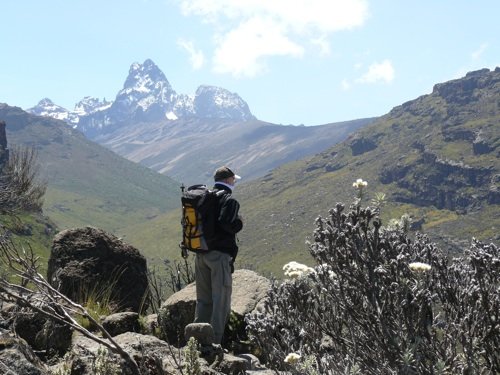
[218,198,243,234]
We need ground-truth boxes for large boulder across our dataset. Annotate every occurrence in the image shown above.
[158,269,271,348]
[47,226,148,312]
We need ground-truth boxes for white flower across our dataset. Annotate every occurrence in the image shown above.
[352,178,368,189]
[284,352,301,364]
[283,261,315,278]
[409,262,432,273]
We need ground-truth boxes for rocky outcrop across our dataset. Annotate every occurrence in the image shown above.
[47,227,149,312]
[473,131,496,155]
[349,134,377,156]
[58,330,268,375]
[0,120,7,149]
[0,268,274,374]
[381,147,496,211]
[433,68,499,105]
[0,120,9,170]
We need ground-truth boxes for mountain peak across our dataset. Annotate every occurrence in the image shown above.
[27,59,256,136]
[124,59,171,91]
[26,98,74,123]
[194,85,255,121]
[73,96,112,115]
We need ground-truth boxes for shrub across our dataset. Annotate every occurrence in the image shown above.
[247,202,499,374]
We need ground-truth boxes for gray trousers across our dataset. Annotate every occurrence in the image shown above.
[194,250,232,344]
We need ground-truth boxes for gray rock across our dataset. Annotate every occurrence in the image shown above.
[102,312,140,336]
[0,332,49,374]
[142,313,159,335]
[185,322,215,346]
[238,353,265,370]
[216,353,249,374]
[158,282,197,345]
[47,226,149,312]
[12,304,73,358]
[158,269,270,347]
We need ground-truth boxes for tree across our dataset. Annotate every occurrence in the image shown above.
[0,145,47,214]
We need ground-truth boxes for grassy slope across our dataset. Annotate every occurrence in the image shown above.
[232,70,500,277]
[1,104,181,267]
[0,212,56,276]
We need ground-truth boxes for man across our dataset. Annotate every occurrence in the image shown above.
[194,166,243,344]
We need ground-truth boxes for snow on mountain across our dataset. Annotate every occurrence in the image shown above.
[194,85,254,121]
[27,59,255,137]
[74,96,112,115]
[27,98,79,125]
[112,59,176,118]
[27,97,111,127]
[172,93,195,117]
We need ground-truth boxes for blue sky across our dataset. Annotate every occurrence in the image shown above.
[1,0,498,125]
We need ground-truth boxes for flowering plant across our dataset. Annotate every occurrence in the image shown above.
[247,202,499,374]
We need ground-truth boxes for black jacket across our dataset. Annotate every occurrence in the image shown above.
[209,183,243,258]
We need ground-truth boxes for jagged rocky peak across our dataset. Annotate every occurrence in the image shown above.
[121,59,175,100]
[109,59,177,122]
[194,85,254,121]
[73,96,111,115]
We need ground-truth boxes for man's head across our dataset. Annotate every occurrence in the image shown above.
[214,166,241,186]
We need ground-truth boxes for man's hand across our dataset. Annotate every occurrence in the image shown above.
[230,257,235,273]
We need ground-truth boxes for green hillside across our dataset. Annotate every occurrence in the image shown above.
[0,104,180,247]
[234,68,499,276]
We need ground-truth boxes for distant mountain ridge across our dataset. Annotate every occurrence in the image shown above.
[27,59,254,137]
[93,117,374,185]
[26,58,374,184]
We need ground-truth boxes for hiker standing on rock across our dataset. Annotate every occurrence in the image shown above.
[194,166,243,344]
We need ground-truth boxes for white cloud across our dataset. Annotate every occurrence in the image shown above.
[213,17,303,76]
[177,0,369,76]
[356,60,395,84]
[177,39,205,70]
[471,42,488,60]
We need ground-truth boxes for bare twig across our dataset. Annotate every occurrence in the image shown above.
[0,238,141,375]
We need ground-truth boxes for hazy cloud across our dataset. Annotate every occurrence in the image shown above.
[177,0,369,76]
[356,60,395,84]
[177,39,205,70]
